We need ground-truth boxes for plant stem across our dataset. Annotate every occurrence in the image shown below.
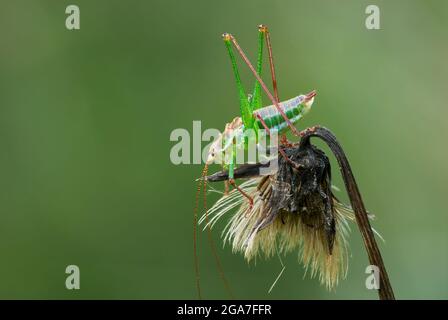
[299,126,395,300]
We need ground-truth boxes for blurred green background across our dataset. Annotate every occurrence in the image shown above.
[0,0,447,299]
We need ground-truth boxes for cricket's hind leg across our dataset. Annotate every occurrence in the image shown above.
[229,179,253,212]
[253,24,294,147]
[258,24,280,104]
[249,25,265,110]
[223,32,301,137]
[222,33,253,129]
[250,24,280,110]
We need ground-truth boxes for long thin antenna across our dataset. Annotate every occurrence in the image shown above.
[202,167,234,298]
[193,166,207,299]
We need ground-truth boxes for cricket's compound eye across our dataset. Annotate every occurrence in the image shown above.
[258,24,268,33]
[222,33,232,41]
[206,149,217,165]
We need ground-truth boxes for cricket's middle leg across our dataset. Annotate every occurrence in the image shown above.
[228,156,254,211]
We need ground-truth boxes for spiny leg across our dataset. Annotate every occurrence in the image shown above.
[257,25,292,146]
[251,25,280,110]
[259,24,280,104]
[229,179,254,217]
[223,33,301,137]
[228,141,254,211]
[250,26,265,111]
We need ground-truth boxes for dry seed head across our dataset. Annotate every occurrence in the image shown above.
[202,177,353,290]
[200,142,366,290]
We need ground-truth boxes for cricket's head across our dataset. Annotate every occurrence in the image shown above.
[302,90,317,114]
[222,33,232,42]
[206,117,244,165]
[206,133,224,165]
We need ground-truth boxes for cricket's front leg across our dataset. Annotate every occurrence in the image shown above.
[228,156,254,212]
[221,162,230,195]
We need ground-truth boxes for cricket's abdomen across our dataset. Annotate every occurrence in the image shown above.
[253,95,307,133]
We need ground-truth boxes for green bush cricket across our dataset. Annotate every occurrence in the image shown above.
[194,25,317,298]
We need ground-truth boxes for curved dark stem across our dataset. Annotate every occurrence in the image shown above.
[300,126,395,300]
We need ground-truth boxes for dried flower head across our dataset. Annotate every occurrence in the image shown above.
[201,143,360,290]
